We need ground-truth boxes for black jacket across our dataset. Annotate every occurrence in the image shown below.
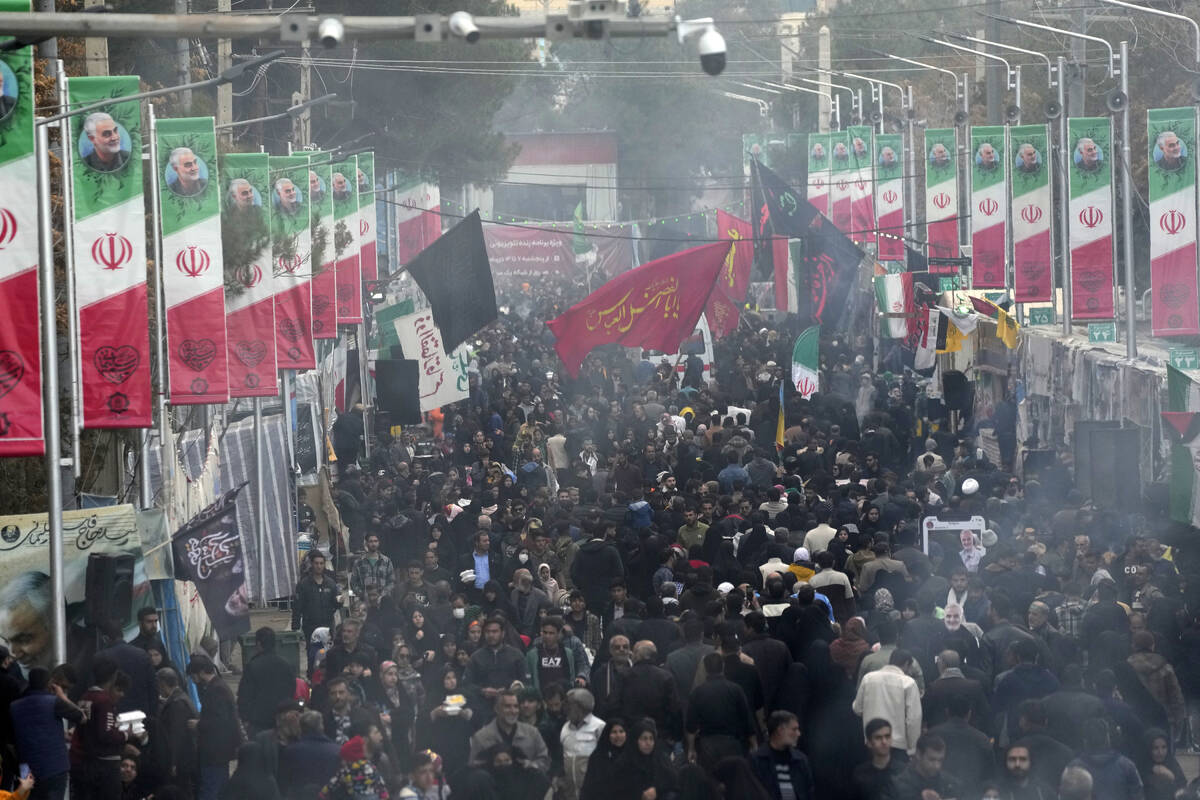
[95,641,158,717]
[237,650,297,731]
[196,678,242,765]
[749,744,815,800]
[291,575,340,635]
[571,539,625,609]
[619,661,681,739]
[149,688,196,785]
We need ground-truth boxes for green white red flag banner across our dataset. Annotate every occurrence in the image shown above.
[791,325,819,399]
[0,11,42,456]
[1009,124,1053,302]
[924,128,959,273]
[969,125,1007,289]
[393,176,442,268]
[848,126,875,246]
[1147,108,1199,336]
[874,271,914,338]
[308,154,338,339]
[70,75,152,428]
[874,133,904,262]
[1067,117,1115,319]
[357,151,377,284]
[156,116,228,404]
[332,154,362,326]
[829,131,853,233]
[220,153,277,397]
[806,133,831,218]
[269,154,315,370]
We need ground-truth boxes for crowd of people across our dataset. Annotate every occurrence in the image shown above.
[4,274,1199,800]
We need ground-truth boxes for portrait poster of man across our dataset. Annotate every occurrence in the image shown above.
[78,111,133,175]
[157,122,218,210]
[0,505,150,678]
[1073,135,1105,174]
[1014,141,1043,175]
[1147,108,1200,337]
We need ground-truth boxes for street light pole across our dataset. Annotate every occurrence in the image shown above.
[1057,56,1072,336]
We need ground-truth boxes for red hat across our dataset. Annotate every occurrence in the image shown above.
[340,735,367,763]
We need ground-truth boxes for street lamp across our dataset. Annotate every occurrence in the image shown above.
[799,76,856,129]
[920,35,1020,123]
[824,68,907,134]
[948,33,1056,89]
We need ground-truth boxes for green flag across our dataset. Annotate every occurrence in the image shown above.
[791,326,820,399]
[573,201,591,255]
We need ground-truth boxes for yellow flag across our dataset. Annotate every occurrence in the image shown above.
[940,323,964,353]
[997,309,1020,349]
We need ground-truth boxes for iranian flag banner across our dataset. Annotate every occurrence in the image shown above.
[70,76,151,428]
[1067,117,1116,319]
[791,325,820,399]
[308,154,338,339]
[874,271,914,338]
[848,126,876,246]
[1148,108,1199,336]
[220,153,277,397]
[394,177,442,268]
[357,151,377,284]
[874,133,904,262]
[156,117,228,404]
[332,155,362,326]
[969,125,1007,289]
[0,15,43,456]
[269,154,315,370]
[1010,124,1054,302]
[924,128,959,273]
[829,131,853,233]
[806,133,831,218]
[1167,365,1200,527]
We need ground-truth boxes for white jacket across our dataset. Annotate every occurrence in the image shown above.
[852,664,922,754]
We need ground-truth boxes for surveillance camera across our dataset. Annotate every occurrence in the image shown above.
[697,27,726,76]
[448,11,481,43]
[316,16,344,49]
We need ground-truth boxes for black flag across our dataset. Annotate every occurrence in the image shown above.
[404,210,497,352]
[375,359,423,424]
[752,158,820,237]
[172,485,251,641]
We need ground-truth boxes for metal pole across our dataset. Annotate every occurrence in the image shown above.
[1058,57,1072,336]
[906,85,916,259]
[833,95,840,130]
[36,121,66,666]
[876,85,884,135]
[56,60,82,485]
[1119,40,1135,358]
[253,396,267,604]
[358,324,372,459]
[145,105,169,511]
[1013,65,1022,125]
[959,73,970,251]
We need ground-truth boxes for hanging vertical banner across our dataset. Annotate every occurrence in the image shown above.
[1010,124,1054,303]
[69,76,151,429]
[308,154,338,339]
[924,128,959,273]
[0,25,42,456]
[829,131,853,233]
[156,117,229,404]
[357,151,377,285]
[1067,117,1116,319]
[874,132,905,262]
[848,126,876,246]
[394,177,442,269]
[1148,109,1199,337]
[269,155,315,370]
[332,155,362,326]
[969,125,1008,289]
[807,133,831,218]
[221,153,278,398]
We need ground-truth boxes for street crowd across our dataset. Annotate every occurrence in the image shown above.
[2,274,1199,800]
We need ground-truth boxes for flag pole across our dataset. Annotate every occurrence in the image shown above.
[145,103,170,516]
[56,59,82,487]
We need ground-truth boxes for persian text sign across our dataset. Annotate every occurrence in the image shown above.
[874,133,904,262]
[392,311,470,411]
[1067,117,1116,319]
[969,125,1007,289]
[70,76,152,428]
[0,26,42,456]
[220,153,277,397]
[1010,124,1054,302]
[156,116,229,404]
[925,128,959,273]
[1148,108,1199,336]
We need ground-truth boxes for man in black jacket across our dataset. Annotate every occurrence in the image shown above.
[463,617,528,717]
[237,627,297,736]
[94,621,157,717]
[149,667,196,796]
[187,654,241,800]
[619,641,681,741]
[749,711,814,800]
[291,552,340,676]
[570,526,625,611]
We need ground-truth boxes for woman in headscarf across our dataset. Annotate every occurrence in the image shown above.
[404,608,441,669]
[614,719,677,800]
[803,640,867,799]
[479,580,516,621]
[712,540,743,587]
[1139,728,1185,800]
[829,617,871,679]
[220,742,282,800]
[418,667,474,786]
[858,504,883,539]
[827,525,854,572]
[737,522,770,568]
[579,717,628,800]
[371,660,417,767]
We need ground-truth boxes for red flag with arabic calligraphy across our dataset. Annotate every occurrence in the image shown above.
[547,242,732,377]
[705,211,754,337]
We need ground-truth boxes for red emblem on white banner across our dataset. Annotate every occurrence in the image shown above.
[278,254,303,274]
[1020,205,1042,225]
[175,246,211,277]
[92,233,133,271]
[882,189,898,205]
[855,180,867,192]
[978,198,998,217]
[1079,206,1104,229]
[238,264,263,288]
[837,179,849,192]
[359,219,369,236]
[0,208,16,249]
[933,192,951,210]
[812,177,824,190]
[1160,209,1187,236]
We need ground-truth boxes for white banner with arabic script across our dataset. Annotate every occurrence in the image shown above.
[392,311,470,412]
[0,504,149,674]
